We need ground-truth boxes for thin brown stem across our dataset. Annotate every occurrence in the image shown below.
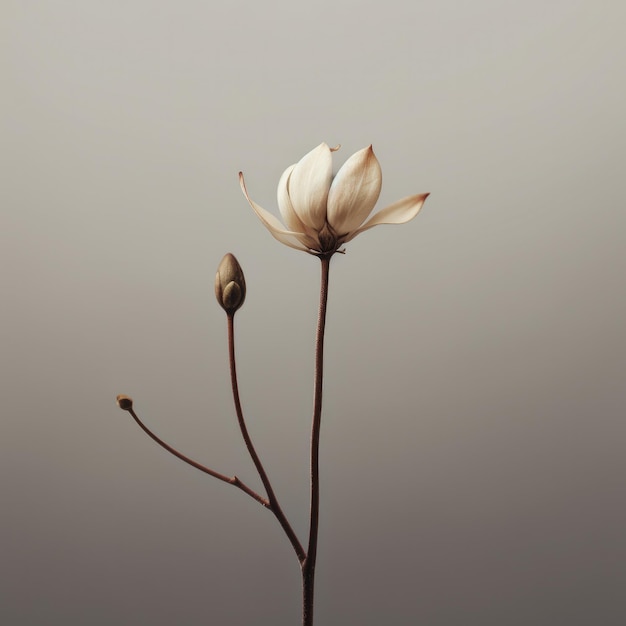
[302,254,332,626]
[127,406,268,507]
[227,313,306,563]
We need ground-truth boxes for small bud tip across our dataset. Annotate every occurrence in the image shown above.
[116,394,134,411]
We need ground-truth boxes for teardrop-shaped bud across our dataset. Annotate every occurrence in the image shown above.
[215,253,246,314]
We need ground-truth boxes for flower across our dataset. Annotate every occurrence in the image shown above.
[215,253,246,314]
[239,143,429,255]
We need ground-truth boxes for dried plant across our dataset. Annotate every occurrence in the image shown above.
[117,142,429,625]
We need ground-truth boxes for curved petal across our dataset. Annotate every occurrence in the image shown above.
[239,172,310,251]
[278,165,323,250]
[343,192,430,243]
[277,164,305,231]
[288,143,332,231]
[327,145,382,236]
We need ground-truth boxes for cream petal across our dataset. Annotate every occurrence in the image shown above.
[327,145,382,236]
[277,166,323,250]
[277,164,306,232]
[343,193,430,243]
[288,143,332,231]
[239,172,310,251]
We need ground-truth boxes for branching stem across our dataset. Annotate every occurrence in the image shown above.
[127,406,268,507]
[125,253,333,626]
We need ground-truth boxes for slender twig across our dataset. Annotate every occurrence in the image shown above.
[127,406,268,507]
[302,253,332,626]
[227,313,306,562]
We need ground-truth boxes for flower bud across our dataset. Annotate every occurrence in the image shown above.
[215,253,246,314]
[116,394,134,411]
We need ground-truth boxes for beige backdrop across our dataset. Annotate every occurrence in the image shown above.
[3,1,625,624]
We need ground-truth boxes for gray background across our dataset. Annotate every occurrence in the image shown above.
[3,1,625,624]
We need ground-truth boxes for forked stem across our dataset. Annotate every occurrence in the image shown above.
[122,311,306,563]
[123,254,332,626]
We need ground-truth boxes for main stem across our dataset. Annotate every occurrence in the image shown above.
[302,254,332,626]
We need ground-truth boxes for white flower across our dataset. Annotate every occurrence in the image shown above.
[239,143,429,255]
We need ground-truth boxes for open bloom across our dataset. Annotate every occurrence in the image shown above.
[239,143,429,255]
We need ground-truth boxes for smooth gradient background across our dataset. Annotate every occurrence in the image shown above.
[3,1,625,624]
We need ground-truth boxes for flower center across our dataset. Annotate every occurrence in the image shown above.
[318,222,339,253]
